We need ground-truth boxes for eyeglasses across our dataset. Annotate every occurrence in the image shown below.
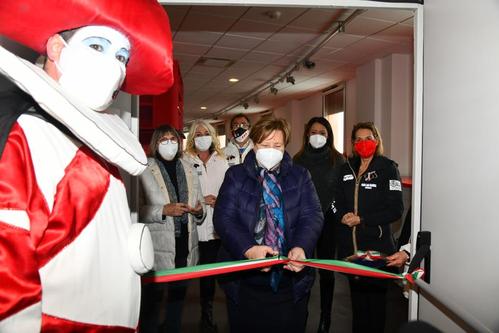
[159,138,178,144]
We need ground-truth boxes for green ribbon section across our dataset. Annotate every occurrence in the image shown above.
[142,256,422,284]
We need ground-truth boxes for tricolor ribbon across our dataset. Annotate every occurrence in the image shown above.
[142,256,424,284]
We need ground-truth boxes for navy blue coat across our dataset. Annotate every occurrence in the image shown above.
[213,150,324,303]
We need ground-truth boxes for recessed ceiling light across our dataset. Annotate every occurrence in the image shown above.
[229,78,239,83]
[200,106,207,110]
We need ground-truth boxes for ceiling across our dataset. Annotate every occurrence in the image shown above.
[164,5,414,123]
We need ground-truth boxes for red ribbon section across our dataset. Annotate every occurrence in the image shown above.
[142,257,415,285]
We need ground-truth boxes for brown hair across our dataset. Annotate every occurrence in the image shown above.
[249,116,290,146]
[351,121,384,156]
[149,124,182,158]
[230,113,251,129]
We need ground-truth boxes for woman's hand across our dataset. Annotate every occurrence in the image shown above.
[244,245,278,272]
[163,203,189,217]
[386,251,409,267]
[203,194,217,208]
[284,247,306,272]
[341,212,361,227]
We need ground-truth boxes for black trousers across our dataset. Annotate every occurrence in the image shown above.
[199,239,221,306]
[140,230,189,333]
[316,219,336,315]
[139,281,188,333]
[348,276,388,333]
[226,282,309,333]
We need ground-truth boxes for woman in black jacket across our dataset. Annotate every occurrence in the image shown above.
[294,117,344,333]
[332,122,403,333]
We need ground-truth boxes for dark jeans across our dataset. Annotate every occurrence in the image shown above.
[316,220,336,315]
[139,281,188,333]
[226,282,310,333]
[199,239,221,304]
[348,276,388,333]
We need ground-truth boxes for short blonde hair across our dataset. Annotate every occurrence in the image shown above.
[250,116,290,146]
[185,120,225,157]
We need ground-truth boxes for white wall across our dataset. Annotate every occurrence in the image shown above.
[420,1,499,332]
[273,94,322,156]
[354,53,413,177]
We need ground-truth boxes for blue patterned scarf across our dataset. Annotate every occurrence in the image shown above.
[255,168,286,291]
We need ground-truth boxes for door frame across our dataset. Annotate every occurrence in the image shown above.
[161,0,424,321]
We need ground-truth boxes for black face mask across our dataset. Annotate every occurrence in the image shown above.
[234,127,247,139]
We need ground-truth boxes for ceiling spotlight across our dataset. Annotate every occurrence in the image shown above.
[338,21,346,33]
[262,10,282,20]
[270,86,278,95]
[286,75,296,85]
[229,78,239,83]
[200,106,207,110]
[303,59,316,70]
[242,102,249,109]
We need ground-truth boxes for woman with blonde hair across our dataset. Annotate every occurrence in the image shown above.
[184,120,229,332]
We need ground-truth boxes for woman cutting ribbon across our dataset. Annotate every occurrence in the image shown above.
[214,116,323,333]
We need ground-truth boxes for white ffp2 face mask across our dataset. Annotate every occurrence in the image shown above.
[256,148,284,170]
[309,134,327,149]
[158,141,178,161]
[57,39,126,111]
[194,136,212,151]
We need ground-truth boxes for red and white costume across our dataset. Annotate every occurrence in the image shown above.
[0,115,140,331]
[0,0,174,331]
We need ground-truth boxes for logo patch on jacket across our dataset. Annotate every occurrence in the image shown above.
[389,180,402,191]
[343,174,354,181]
[361,183,377,189]
[364,171,378,182]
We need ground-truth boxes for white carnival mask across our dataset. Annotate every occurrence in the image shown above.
[56,26,130,111]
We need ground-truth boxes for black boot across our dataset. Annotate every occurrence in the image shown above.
[200,300,218,333]
[317,312,331,333]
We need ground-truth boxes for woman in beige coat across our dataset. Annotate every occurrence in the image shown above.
[139,124,206,333]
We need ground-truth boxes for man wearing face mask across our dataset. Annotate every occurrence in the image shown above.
[224,113,254,166]
[0,1,174,331]
[214,117,324,333]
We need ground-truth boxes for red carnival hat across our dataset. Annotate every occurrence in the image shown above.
[0,0,174,95]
